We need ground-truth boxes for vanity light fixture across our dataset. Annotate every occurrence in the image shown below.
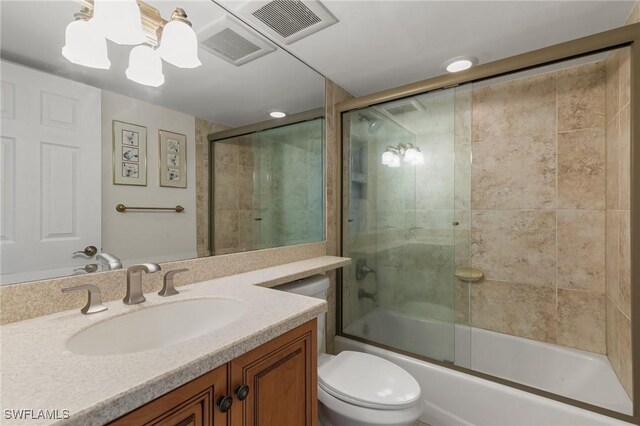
[443,56,478,73]
[63,0,201,87]
[381,143,424,167]
[269,111,287,118]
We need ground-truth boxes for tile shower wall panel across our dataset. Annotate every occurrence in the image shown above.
[212,120,324,256]
[469,61,608,355]
[213,135,259,255]
[605,42,633,397]
[196,118,229,258]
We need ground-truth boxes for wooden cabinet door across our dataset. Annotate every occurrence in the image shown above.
[230,320,317,426]
[110,364,229,426]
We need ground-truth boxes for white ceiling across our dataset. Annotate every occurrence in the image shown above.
[0,0,325,127]
[1,1,634,127]
[223,0,635,97]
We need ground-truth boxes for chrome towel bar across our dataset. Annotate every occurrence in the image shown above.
[115,203,185,213]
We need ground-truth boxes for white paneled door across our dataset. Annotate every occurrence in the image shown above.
[0,61,101,284]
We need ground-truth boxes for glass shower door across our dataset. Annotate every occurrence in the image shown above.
[342,85,472,366]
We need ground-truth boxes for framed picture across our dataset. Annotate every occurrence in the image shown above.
[159,130,187,188]
[113,120,147,186]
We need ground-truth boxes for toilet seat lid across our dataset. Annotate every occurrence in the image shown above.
[318,351,421,410]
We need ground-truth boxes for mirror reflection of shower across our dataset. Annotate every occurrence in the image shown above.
[358,112,383,134]
[381,143,424,167]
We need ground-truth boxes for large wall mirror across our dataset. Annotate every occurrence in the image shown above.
[0,0,325,285]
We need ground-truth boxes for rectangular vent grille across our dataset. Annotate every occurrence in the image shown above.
[385,103,419,116]
[252,0,322,38]
[201,28,262,62]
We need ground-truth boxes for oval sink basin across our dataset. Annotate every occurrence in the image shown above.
[67,298,246,356]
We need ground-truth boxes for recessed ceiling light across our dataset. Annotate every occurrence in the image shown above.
[269,111,287,118]
[443,56,478,73]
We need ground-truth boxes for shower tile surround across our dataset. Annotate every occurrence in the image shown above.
[196,118,230,257]
[605,43,633,397]
[470,61,609,353]
[347,55,631,381]
[211,121,324,255]
[212,133,261,255]
[326,80,355,354]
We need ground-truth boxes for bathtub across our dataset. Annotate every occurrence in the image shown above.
[338,307,633,425]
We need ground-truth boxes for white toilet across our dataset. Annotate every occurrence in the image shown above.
[278,275,424,426]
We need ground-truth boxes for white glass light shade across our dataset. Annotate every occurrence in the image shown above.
[403,147,418,163]
[413,151,425,165]
[381,150,396,166]
[157,20,201,68]
[126,46,164,87]
[92,0,146,45]
[388,155,401,168]
[62,20,111,69]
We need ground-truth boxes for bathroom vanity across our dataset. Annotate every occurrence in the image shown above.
[0,257,349,426]
[111,321,316,426]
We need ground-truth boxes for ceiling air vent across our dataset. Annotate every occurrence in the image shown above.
[198,16,276,66]
[239,0,338,45]
[385,103,419,116]
[381,99,424,117]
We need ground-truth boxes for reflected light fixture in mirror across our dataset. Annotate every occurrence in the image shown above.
[381,143,424,167]
[62,8,111,69]
[92,0,146,45]
[126,45,165,87]
[381,150,401,168]
[157,8,202,69]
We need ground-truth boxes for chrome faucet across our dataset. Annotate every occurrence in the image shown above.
[62,284,107,315]
[124,263,161,305]
[96,252,122,271]
[355,259,376,281]
[358,288,378,303]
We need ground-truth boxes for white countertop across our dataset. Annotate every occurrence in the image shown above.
[0,256,350,425]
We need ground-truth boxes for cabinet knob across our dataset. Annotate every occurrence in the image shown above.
[218,395,233,413]
[236,384,250,401]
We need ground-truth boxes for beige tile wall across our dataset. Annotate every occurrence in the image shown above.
[195,118,229,257]
[605,42,633,396]
[469,61,608,353]
[326,79,354,353]
[211,134,261,255]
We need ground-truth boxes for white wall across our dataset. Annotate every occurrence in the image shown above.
[101,91,197,265]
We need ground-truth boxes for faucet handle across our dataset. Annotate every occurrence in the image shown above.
[62,284,107,315]
[159,268,188,297]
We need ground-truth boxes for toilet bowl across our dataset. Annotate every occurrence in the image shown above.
[277,275,424,426]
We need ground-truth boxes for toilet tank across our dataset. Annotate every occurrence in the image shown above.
[277,274,330,355]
